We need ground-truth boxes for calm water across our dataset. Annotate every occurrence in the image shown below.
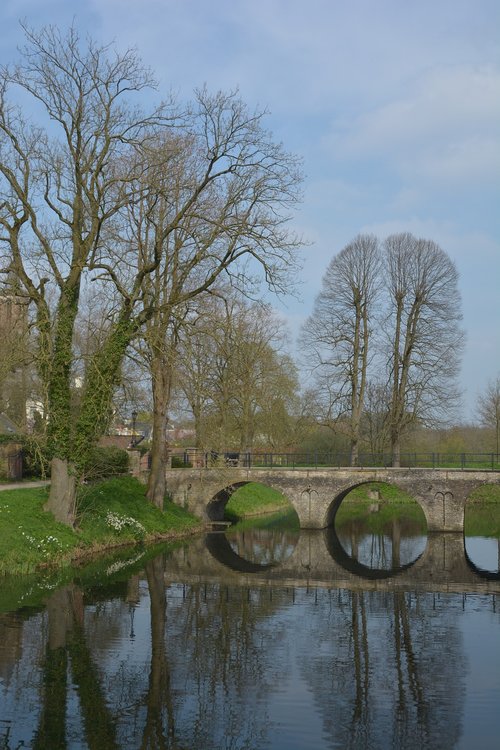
[0,518,499,749]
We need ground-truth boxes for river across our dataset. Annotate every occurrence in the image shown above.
[0,509,499,749]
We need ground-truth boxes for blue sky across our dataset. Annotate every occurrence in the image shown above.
[1,0,498,420]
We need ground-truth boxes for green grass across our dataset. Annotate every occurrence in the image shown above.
[465,484,500,536]
[334,483,427,533]
[340,482,418,504]
[467,484,500,503]
[227,506,300,533]
[224,482,290,521]
[0,476,201,576]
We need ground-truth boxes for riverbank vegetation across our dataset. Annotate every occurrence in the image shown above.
[0,477,201,576]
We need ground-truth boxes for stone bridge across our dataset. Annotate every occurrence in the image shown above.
[164,466,500,532]
[162,530,500,595]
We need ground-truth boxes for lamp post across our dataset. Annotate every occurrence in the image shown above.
[131,410,138,447]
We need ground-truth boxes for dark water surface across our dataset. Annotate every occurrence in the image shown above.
[1,517,499,749]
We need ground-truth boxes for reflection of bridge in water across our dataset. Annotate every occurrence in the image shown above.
[163,531,500,595]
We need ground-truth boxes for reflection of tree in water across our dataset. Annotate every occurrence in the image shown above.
[139,556,176,749]
[32,584,119,750]
[300,589,464,750]
[226,527,299,565]
[0,544,474,749]
[82,554,291,749]
[158,580,292,749]
[335,517,426,570]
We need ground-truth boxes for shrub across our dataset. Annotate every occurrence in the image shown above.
[171,455,192,468]
[23,437,51,478]
[83,446,129,480]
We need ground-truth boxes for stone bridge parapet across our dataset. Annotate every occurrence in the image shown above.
[164,466,500,532]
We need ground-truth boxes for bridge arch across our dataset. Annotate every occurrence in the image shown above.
[205,479,299,524]
[322,479,428,531]
[463,545,500,581]
[205,481,247,521]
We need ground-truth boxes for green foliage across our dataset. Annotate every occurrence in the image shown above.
[23,436,51,478]
[0,433,22,445]
[224,482,290,521]
[465,484,500,536]
[82,446,129,481]
[0,476,201,576]
[228,506,300,532]
[171,455,192,468]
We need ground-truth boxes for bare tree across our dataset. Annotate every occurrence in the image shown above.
[218,301,297,453]
[300,234,381,465]
[114,98,302,506]
[361,380,391,456]
[0,26,302,520]
[476,375,500,456]
[177,296,298,454]
[0,24,178,523]
[383,233,463,466]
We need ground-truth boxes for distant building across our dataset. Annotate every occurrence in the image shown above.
[0,294,30,427]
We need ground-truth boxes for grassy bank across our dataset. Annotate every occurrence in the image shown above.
[464,484,500,536]
[334,482,427,531]
[0,476,202,576]
[224,482,290,521]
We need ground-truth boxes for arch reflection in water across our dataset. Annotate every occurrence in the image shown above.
[324,524,426,580]
[464,538,500,580]
[206,524,300,572]
[463,498,500,577]
[332,483,427,574]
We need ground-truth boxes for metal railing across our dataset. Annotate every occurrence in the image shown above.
[168,450,500,471]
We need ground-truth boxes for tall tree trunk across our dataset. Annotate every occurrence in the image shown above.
[142,556,176,747]
[392,436,401,468]
[350,438,359,467]
[146,357,172,508]
[44,286,81,526]
[45,457,78,526]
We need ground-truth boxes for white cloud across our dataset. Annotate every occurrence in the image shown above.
[327,65,500,183]
[410,136,500,182]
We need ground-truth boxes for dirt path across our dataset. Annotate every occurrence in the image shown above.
[0,480,50,492]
